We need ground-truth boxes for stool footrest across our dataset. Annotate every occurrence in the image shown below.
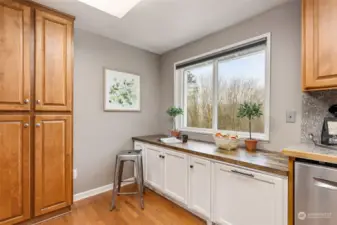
[118,192,138,195]
[120,179,135,184]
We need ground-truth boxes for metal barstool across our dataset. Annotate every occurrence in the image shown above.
[110,150,144,211]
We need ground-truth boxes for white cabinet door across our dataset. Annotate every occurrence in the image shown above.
[134,141,146,180]
[189,156,211,219]
[213,163,285,225]
[134,141,143,150]
[145,145,164,191]
[164,149,188,205]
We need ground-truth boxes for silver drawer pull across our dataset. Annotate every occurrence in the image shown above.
[314,178,337,190]
[23,123,29,128]
[230,169,254,178]
[36,123,41,128]
[24,99,30,104]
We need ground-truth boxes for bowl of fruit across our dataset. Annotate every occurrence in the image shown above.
[213,133,239,150]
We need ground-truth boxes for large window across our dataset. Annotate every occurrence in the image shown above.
[174,34,270,140]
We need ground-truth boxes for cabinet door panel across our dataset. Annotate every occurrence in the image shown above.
[0,115,30,225]
[213,163,285,225]
[0,1,31,111]
[189,156,211,219]
[35,10,73,111]
[34,115,72,216]
[134,142,145,180]
[164,150,188,204]
[145,146,163,191]
[303,0,337,90]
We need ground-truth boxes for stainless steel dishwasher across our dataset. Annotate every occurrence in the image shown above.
[295,159,337,225]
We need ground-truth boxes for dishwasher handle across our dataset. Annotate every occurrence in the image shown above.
[230,169,255,178]
[314,177,337,191]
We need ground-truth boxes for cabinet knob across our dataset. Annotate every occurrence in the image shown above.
[24,123,29,128]
[190,165,194,169]
[36,100,41,104]
[36,123,41,127]
[24,99,30,104]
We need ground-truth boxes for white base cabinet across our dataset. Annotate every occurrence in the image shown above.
[212,163,286,225]
[164,150,188,205]
[134,141,287,225]
[189,156,211,219]
[145,144,164,191]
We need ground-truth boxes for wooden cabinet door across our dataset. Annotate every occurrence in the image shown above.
[163,149,188,205]
[188,156,211,219]
[34,115,72,216]
[35,9,73,111]
[303,0,337,90]
[0,115,30,225]
[212,163,286,225]
[0,0,31,111]
[145,145,164,191]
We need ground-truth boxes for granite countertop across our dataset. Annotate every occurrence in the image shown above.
[283,143,337,164]
[133,135,289,177]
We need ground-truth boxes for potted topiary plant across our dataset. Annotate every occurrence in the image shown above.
[166,106,184,137]
[237,102,263,152]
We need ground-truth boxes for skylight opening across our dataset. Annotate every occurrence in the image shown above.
[77,0,143,18]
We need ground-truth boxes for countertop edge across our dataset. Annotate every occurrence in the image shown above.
[282,148,337,164]
[133,137,288,177]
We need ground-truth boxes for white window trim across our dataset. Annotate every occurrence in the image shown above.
[173,33,271,141]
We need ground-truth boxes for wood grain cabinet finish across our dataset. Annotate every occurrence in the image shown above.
[0,0,31,111]
[35,9,73,111]
[0,115,31,225]
[34,115,72,216]
[302,0,337,90]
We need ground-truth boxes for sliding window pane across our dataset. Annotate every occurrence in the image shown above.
[184,62,213,129]
[217,49,265,133]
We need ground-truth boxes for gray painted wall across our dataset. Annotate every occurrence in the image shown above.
[159,0,302,151]
[73,29,161,194]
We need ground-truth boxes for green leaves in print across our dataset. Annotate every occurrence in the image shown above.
[109,78,136,106]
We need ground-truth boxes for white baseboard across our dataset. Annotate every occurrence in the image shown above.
[73,177,135,202]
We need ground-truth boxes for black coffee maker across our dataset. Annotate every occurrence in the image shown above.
[321,105,337,145]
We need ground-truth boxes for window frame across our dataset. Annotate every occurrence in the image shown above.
[174,33,271,141]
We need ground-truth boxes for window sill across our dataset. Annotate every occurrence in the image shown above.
[179,127,270,142]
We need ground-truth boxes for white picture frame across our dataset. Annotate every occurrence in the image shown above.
[104,68,141,111]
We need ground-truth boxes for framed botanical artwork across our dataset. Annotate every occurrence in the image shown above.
[104,68,141,111]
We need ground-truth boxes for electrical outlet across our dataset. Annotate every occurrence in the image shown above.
[73,169,78,179]
[286,110,296,123]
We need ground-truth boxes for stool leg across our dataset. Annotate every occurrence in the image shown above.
[110,156,120,211]
[136,157,144,209]
[117,161,124,193]
[140,155,145,194]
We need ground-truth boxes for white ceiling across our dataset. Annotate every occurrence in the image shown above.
[33,0,292,54]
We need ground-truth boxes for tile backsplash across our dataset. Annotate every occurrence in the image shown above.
[301,90,337,143]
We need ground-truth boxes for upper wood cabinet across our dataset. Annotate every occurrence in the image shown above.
[34,115,72,216]
[35,9,73,111]
[0,115,31,225]
[302,0,337,91]
[0,0,31,111]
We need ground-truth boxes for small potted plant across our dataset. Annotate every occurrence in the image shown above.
[237,102,263,152]
[166,106,184,137]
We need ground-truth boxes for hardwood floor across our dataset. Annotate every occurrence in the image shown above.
[39,185,206,225]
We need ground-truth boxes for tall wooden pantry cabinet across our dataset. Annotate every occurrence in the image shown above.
[0,0,74,224]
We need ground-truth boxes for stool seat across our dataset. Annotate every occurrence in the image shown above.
[117,150,141,156]
[110,149,144,211]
